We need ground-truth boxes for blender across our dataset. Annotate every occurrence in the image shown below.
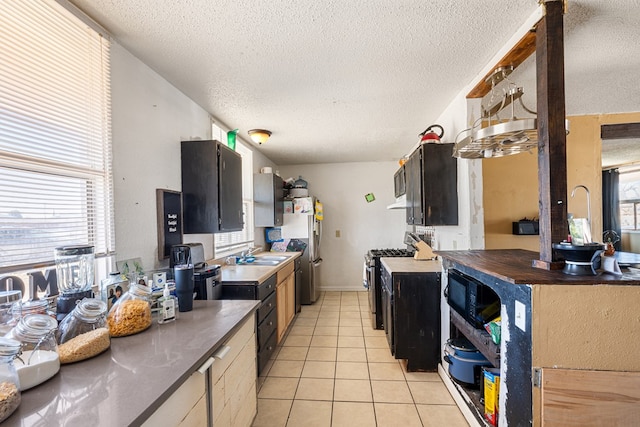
[54,245,95,322]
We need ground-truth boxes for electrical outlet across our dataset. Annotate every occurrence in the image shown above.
[515,300,526,332]
[335,230,341,238]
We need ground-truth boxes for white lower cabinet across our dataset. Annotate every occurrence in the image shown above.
[210,316,257,427]
[143,315,257,427]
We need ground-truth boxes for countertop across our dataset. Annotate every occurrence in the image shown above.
[5,299,260,427]
[437,249,640,285]
[380,257,442,274]
[218,251,301,284]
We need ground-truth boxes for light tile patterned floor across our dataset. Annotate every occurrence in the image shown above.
[252,291,469,427]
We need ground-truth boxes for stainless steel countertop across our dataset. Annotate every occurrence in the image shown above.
[380,257,442,274]
[5,299,259,427]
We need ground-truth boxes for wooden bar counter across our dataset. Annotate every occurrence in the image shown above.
[437,249,640,427]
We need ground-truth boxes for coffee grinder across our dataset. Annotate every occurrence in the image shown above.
[54,245,95,321]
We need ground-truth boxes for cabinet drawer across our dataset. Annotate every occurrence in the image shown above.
[257,291,276,324]
[258,308,277,350]
[142,370,206,426]
[256,275,277,301]
[257,330,277,376]
[211,333,257,426]
[210,315,255,383]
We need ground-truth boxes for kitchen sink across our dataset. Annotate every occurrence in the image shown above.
[232,254,289,266]
[244,259,282,266]
[257,255,288,261]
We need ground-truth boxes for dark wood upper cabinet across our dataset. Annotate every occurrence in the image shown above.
[405,143,458,226]
[254,172,284,227]
[181,140,243,233]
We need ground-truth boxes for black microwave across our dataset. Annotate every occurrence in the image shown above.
[446,269,500,329]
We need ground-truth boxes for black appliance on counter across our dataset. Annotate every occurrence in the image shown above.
[193,264,221,300]
[364,248,414,329]
[446,269,500,329]
[169,243,205,268]
[169,243,221,301]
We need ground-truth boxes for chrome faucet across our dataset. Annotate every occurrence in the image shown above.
[240,246,261,259]
[571,184,591,225]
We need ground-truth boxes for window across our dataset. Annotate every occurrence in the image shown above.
[212,123,254,257]
[0,1,113,271]
[619,168,640,230]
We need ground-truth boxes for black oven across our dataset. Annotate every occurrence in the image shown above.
[446,269,500,329]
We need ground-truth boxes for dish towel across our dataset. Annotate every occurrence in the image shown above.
[602,255,622,275]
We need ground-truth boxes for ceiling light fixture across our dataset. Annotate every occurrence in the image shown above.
[248,129,272,144]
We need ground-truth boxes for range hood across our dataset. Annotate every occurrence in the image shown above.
[387,194,407,210]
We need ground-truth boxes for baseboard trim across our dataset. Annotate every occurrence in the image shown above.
[318,286,367,293]
[438,364,483,427]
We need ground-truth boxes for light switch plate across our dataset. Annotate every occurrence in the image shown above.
[515,300,526,332]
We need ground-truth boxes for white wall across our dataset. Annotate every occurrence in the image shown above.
[111,42,212,270]
[278,162,407,291]
[430,93,485,251]
[110,42,277,270]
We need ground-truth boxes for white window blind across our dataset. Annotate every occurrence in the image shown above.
[0,1,114,271]
[212,123,254,257]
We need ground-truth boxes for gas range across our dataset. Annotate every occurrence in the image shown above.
[368,248,415,259]
[365,248,415,329]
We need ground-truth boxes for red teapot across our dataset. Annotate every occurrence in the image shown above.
[419,124,444,143]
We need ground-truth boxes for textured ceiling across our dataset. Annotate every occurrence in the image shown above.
[70,0,640,165]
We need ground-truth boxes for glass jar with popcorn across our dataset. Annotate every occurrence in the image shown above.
[56,298,110,364]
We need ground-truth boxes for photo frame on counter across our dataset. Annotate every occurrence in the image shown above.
[156,189,183,260]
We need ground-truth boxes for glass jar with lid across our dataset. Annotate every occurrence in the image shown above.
[107,283,152,337]
[56,298,110,364]
[0,291,22,335]
[10,299,55,322]
[7,299,55,340]
[5,314,59,391]
[57,298,106,344]
[0,337,22,422]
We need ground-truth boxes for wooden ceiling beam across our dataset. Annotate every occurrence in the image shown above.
[466,30,538,99]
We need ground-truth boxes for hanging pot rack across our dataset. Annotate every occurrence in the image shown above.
[453,66,568,159]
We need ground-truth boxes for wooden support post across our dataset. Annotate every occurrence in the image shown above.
[534,0,567,269]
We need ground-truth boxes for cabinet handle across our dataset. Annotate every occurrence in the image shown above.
[268,302,273,309]
[268,321,273,326]
[214,345,231,360]
[197,357,215,374]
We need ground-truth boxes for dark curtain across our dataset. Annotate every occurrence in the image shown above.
[602,169,622,250]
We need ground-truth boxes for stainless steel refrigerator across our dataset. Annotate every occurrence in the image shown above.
[281,206,322,304]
